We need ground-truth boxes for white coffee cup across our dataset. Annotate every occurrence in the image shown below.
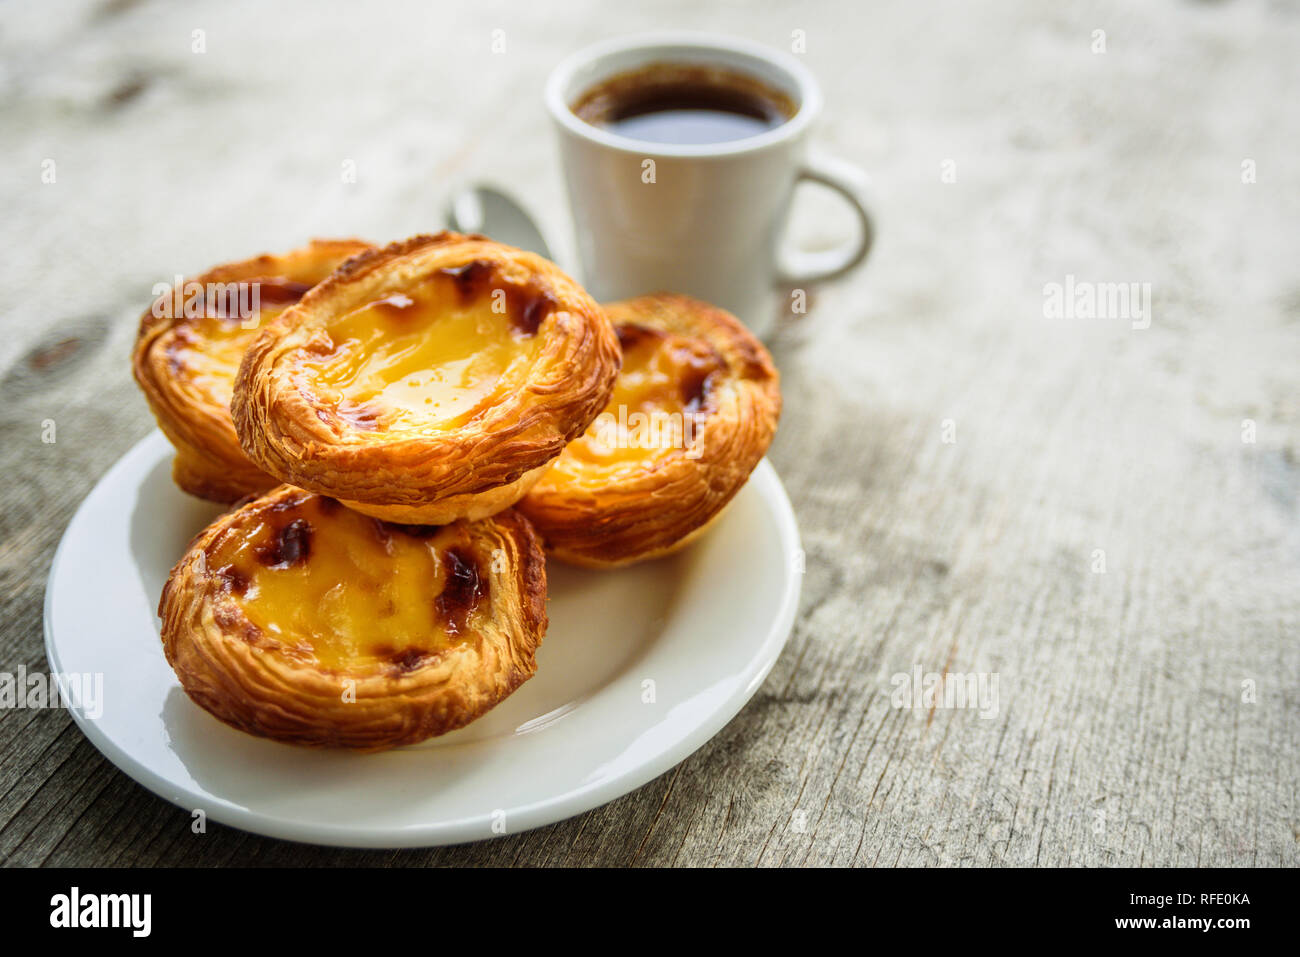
[546,31,874,338]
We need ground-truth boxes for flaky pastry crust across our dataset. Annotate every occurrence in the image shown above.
[518,294,781,567]
[232,232,620,524]
[132,239,373,502]
[159,485,547,751]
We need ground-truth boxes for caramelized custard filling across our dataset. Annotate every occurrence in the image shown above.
[207,493,488,673]
[160,278,309,407]
[297,264,550,435]
[550,323,726,478]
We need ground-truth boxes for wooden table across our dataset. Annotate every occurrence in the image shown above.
[2,0,1295,866]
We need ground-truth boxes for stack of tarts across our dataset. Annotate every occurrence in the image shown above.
[134,232,780,752]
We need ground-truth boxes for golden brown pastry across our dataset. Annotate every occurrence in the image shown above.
[133,239,373,502]
[159,485,547,751]
[232,232,620,524]
[518,294,781,567]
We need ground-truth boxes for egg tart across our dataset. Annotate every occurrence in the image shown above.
[518,294,781,568]
[159,485,547,751]
[133,239,373,502]
[232,232,620,524]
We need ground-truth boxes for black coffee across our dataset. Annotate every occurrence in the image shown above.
[572,63,796,145]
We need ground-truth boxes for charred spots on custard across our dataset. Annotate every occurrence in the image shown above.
[435,547,486,636]
[434,259,555,337]
[680,344,728,416]
[215,564,250,596]
[390,647,429,673]
[682,365,717,415]
[614,322,664,354]
[257,518,312,568]
[438,259,495,299]
[267,489,314,512]
[395,523,442,538]
[513,288,557,337]
[371,519,443,547]
[206,277,313,322]
[249,277,314,306]
[372,645,431,674]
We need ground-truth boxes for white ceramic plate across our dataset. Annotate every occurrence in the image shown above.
[43,431,801,847]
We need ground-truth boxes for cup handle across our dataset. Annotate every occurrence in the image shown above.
[775,149,875,285]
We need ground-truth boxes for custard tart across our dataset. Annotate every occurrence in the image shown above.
[133,239,373,502]
[232,232,620,524]
[159,485,547,751]
[519,294,781,567]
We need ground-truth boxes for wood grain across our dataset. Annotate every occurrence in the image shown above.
[1,0,1295,866]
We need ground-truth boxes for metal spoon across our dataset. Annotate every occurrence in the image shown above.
[445,184,554,261]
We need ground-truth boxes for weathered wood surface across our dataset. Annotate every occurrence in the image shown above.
[1,0,1296,866]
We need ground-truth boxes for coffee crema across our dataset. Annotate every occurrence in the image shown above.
[571,63,797,145]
